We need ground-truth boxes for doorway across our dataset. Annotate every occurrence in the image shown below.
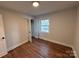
[31,19,34,38]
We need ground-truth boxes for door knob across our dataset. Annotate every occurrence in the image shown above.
[2,37,5,39]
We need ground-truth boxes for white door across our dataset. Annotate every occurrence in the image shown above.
[0,14,7,57]
[27,19,32,42]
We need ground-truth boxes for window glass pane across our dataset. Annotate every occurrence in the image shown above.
[41,20,49,32]
[41,20,49,25]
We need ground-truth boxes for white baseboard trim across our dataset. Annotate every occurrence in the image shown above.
[72,47,78,58]
[0,52,8,57]
[8,40,28,51]
[34,36,38,38]
[40,37,73,48]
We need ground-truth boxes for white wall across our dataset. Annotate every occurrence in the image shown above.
[33,8,76,47]
[0,8,30,51]
[74,6,79,57]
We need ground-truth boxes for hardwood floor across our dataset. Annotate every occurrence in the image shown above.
[2,38,75,58]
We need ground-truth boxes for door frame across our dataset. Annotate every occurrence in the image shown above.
[27,19,32,42]
[0,14,7,57]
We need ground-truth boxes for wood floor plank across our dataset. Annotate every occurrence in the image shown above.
[2,38,75,58]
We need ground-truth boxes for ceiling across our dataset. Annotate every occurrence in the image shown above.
[0,1,78,16]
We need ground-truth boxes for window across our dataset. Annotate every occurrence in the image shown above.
[41,20,49,32]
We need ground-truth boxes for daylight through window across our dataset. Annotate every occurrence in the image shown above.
[41,20,49,32]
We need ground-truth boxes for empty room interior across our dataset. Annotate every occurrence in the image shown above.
[0,1,79,58]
